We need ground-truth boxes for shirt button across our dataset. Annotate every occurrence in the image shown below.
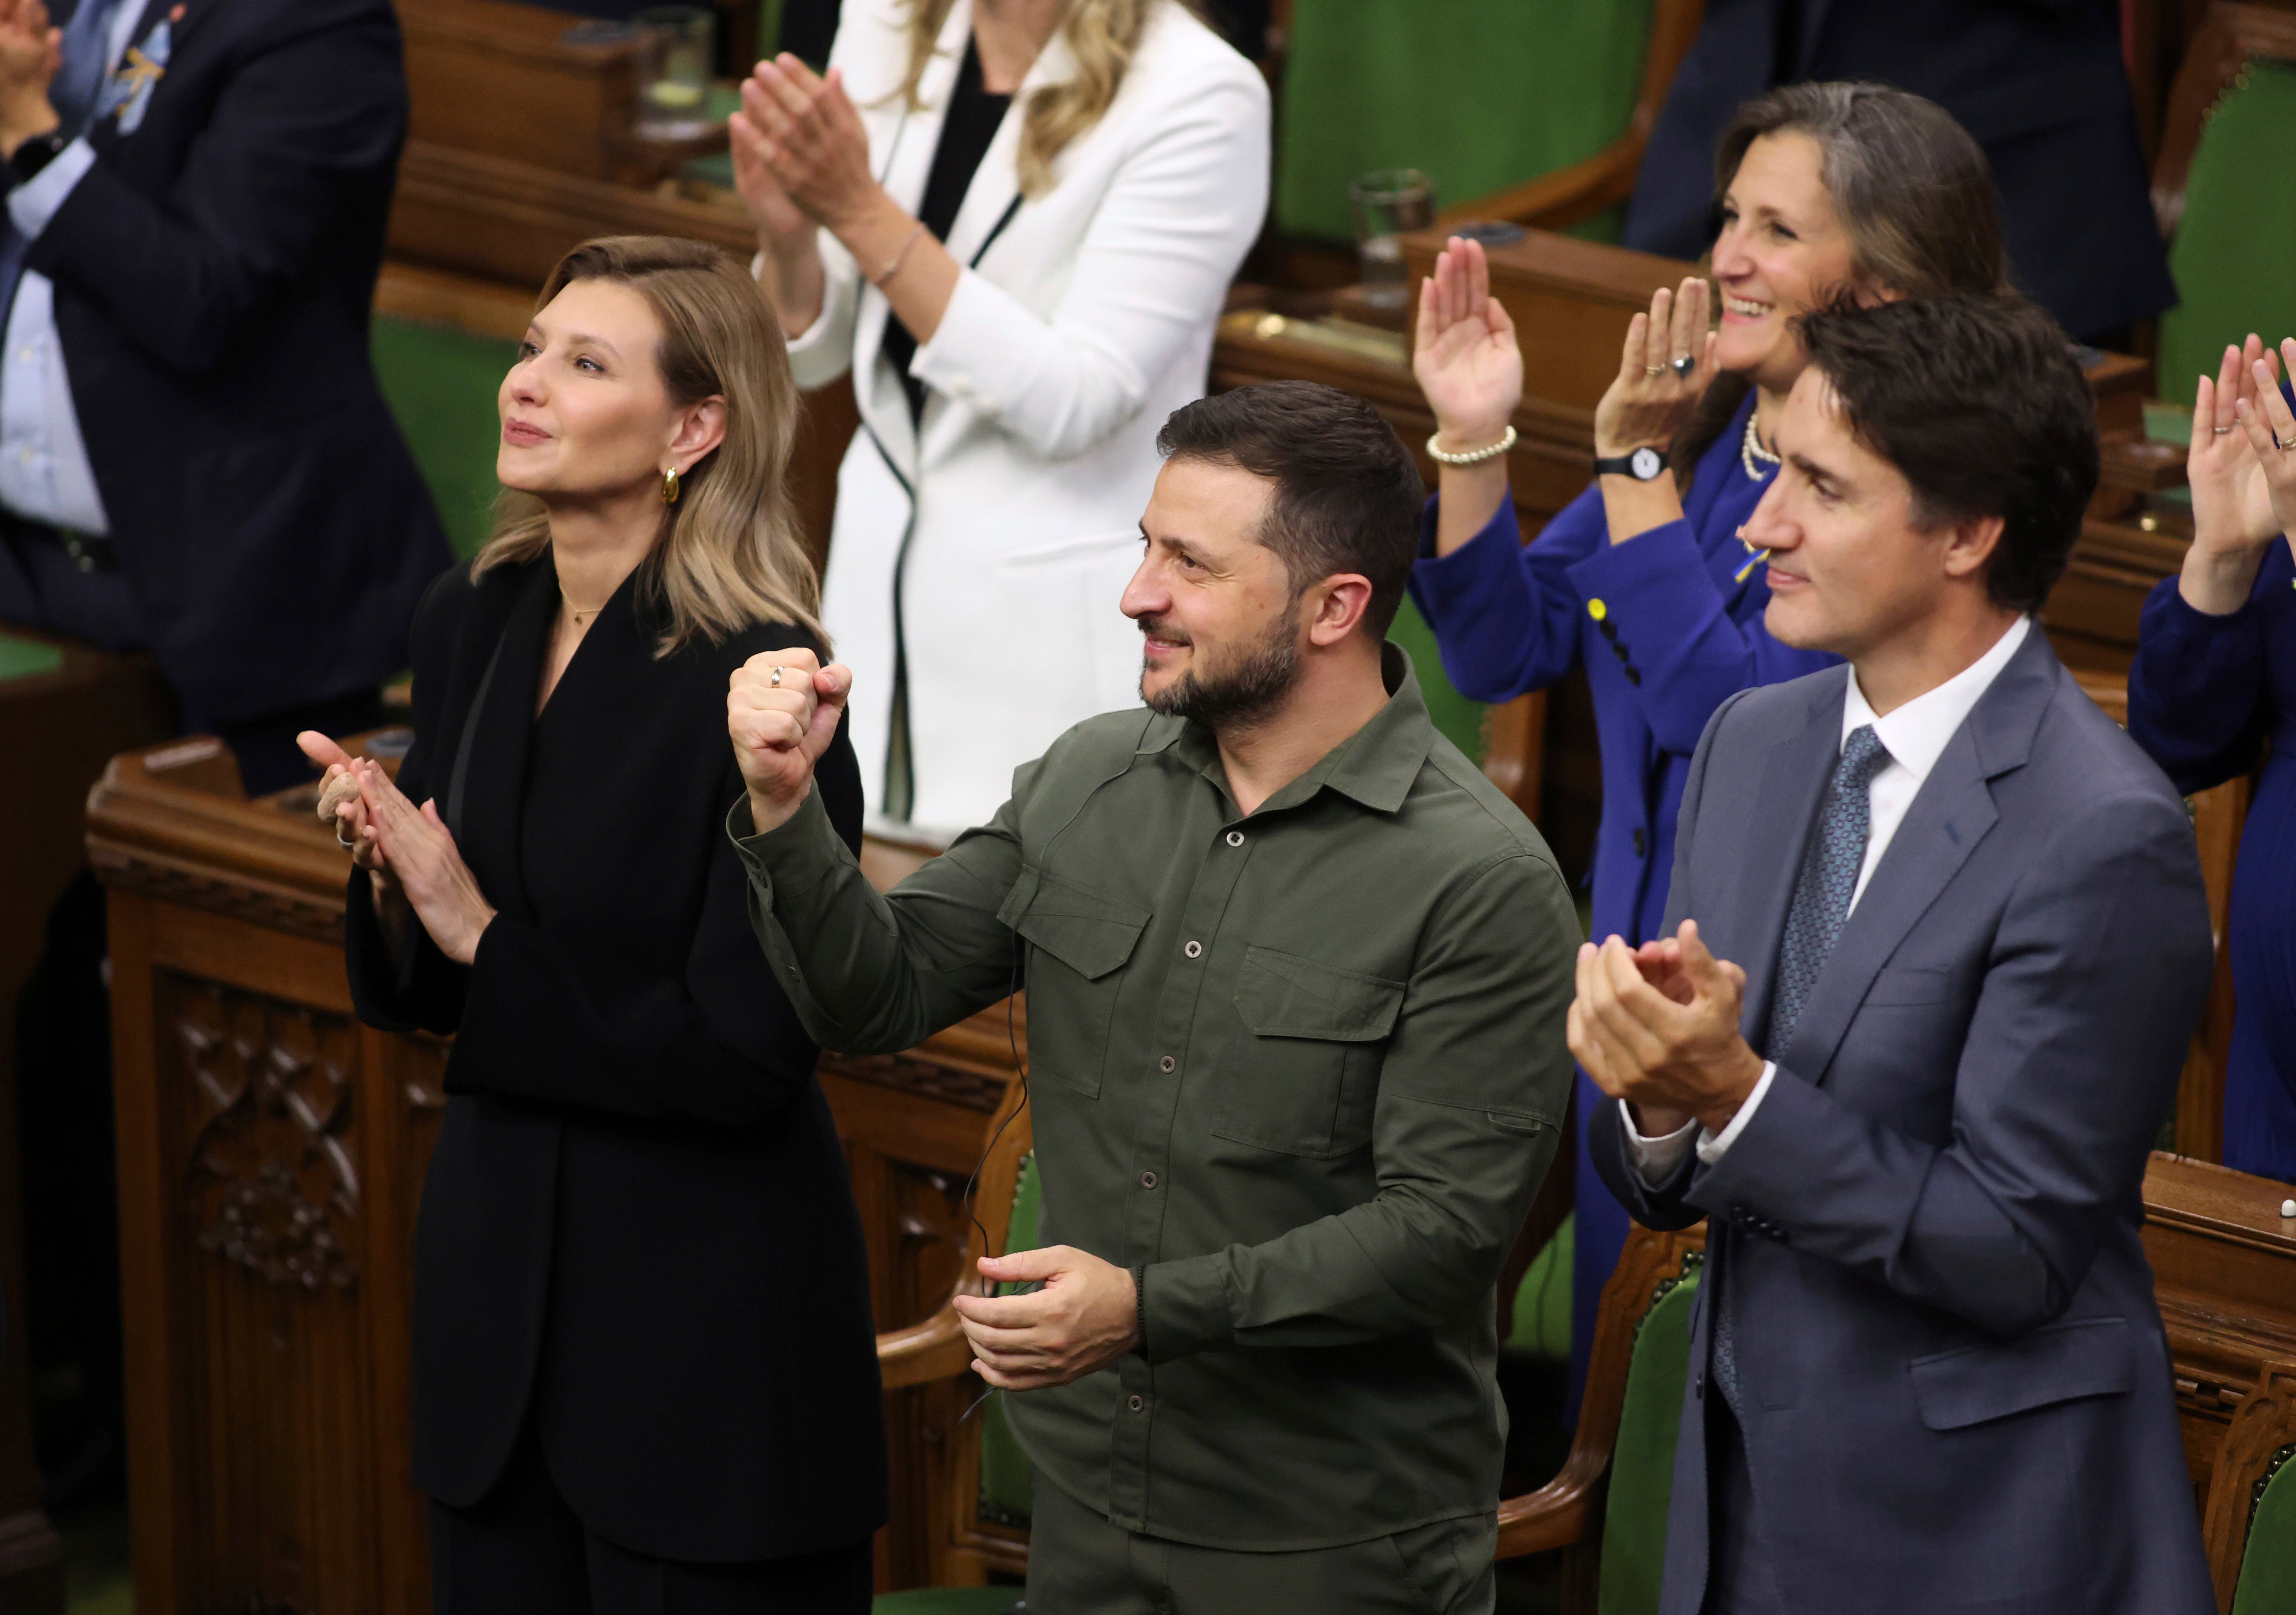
[1225,830,1244,847]
[1141,1171,1157,1189]
[1612,640,1631,662]
[1159,1055,1175,1072]
[1587,598,1607,621]
[1625,667,1643,685]
[1632,828,1647,857]
[1184,940,1202,959]
[1128,1395,1145,1412]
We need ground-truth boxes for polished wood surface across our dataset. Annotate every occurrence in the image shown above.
[87,734,1026,1609]
[2201,1356,2296,1613]
[0,637,171,1615]
[399,0,637,181]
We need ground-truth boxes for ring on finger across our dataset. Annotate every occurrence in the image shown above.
[770,665,784,687]
[1644,364,1665,377]
[2214,425,2236,435]
[1671,354,1696,380]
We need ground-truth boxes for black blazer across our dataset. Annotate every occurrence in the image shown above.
[345,556,885,1561]
[26,0,448,727]
[1620,0,2174,343]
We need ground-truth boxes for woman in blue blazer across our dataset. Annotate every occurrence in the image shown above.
[2130,336,2296,1184]
[1409,82,2011,1412]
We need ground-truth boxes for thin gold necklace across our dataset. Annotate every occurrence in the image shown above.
[562,591,608,627]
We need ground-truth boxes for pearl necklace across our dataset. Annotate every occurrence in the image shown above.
[1740,411,1781,481]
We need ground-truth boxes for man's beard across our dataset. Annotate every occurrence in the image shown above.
[1139,610,1302,730]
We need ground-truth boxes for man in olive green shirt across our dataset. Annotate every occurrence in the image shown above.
[727,383,1579,1613]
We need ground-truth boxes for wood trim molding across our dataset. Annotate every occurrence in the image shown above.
[2203,1359,2296,1612]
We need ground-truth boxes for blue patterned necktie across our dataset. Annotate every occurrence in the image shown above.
[0,0,133,322]
[1713,722,1891,1415]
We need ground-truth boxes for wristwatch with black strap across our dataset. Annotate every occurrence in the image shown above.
[8,129,68,189]
[1593,444,1668,482]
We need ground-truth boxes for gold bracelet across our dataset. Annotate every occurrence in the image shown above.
[870,222,929,289]
[1425,425,1517,466]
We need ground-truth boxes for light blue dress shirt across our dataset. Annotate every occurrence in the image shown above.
[0,0,144,535]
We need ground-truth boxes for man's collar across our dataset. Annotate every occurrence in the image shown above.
[1138,641,1436,816]
[1842,614,2031,785]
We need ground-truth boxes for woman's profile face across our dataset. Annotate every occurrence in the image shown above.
[1709,131,1859,394]
[497,278,683,500]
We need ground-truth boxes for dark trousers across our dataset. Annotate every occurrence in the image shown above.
[1023,1477,1495,1615]
[1703,1395,1786,1615]
[429,1423,873,1615]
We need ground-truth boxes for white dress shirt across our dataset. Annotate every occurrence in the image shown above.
[1624,615,2034,1179]
[0,0,143,534]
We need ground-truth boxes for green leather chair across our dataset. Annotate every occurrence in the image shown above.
[2206,1358,2296,1615]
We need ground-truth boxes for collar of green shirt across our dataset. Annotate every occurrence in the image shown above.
[1134,641,1435,817]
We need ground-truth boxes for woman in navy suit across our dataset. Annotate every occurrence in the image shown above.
[1408,83,2009,1411]
[2130,336,2296,1184]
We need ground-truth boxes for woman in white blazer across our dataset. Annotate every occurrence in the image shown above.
[731,0,1270,837]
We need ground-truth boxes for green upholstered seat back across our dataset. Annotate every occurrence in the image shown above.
[1597,1263,1703,1615]
[370,317,520,562]
[2232,1446,2296,1615]
[2159,61,2296,405]
[976,1152,1042,1527]
[0,633,63,683]
[871,1589,1021,1615]
[1275,0,1656,244]
[1505,1212,1575,1361]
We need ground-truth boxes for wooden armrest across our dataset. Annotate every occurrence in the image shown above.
[877,1303,976,1390]
[1438,136,1643,235]
[1494,1445,1606,1559]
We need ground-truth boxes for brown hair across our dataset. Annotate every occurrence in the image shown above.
[1797,293,2096,613]
[1673,82,2009,485]
[473,235,824,654]
[893,0,1203,198]
[1156,381,1426,637]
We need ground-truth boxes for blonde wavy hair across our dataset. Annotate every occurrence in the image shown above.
[895,0,1203,197]
[473,235,825,654]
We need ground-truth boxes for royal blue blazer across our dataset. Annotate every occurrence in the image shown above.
[1407,395,1838,953]
[2128,542,2296,1183]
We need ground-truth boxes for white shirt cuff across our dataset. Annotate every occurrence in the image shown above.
[1621,1099,1699,1185]
[1695,1061,1778,1166]
[8,137,96,239]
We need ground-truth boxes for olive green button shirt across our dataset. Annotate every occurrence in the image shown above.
[732,646,1579,1551]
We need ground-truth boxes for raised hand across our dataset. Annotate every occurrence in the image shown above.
[2233,337,2296,544]
[728,648,851,835]
[353,761,496,966]
[1593,277,1718,458]
[737,55,878,232]
[1413,237,1523,452]
[0,0,61,153]
[295,731,388,875]
[2183,337,2292,613]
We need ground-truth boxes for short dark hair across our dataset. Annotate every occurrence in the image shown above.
[1155,381,1426,638]
[1794,294,2097,613]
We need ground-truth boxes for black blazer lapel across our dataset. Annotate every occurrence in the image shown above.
[450,563,556,927]
[1777,628,2060,1085]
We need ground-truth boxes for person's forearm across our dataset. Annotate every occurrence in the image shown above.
[756,237,826,338]
[2177,536,2268,615]
[833,191,960,348]
[0,90,58,160]
[1432,458,1510,556]
[1600,473,1689,546]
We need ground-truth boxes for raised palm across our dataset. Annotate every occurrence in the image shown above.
[2188,336,2287,556]
[1413,238,1522,445]
[729,86,812,248]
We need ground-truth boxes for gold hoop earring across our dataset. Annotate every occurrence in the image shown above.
[661,467,681,506]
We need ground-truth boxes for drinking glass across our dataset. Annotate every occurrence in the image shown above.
[1348,168,1436,310]
[633,6,716,141]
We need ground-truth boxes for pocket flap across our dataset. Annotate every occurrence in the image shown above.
[1909,1315,2135,1431]
[1004,869,1149,982]
[1234,945,1405,1042]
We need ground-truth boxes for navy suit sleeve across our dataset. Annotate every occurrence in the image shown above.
[1686,789,2212,1337]
[445,727,867,1127]
[24,0,406,377]
[2127,569,2272,795]
[1405,485,1599,703]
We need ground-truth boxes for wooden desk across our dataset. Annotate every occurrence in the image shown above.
[0,633,173,1615]
[86,735,1010,1612]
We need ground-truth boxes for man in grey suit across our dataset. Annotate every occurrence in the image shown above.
[1571,293,2217,1615]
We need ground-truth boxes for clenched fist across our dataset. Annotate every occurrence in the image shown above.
[728,648,851,835]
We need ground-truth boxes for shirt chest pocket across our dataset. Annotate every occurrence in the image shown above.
[1004,872,1150,1100]
[1218,945,1406,1159]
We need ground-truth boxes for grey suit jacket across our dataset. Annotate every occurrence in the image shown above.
[1592,626,2216,1615]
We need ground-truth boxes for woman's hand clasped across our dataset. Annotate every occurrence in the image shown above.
[296,731,496,967]
[1595,277,1718,459]
[731,54,880,235]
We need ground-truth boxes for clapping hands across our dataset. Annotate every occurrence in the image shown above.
[1568,920,1764,1140]
[2183,335,2296,613]
[0,0,62,153]
[295,731,497,966]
